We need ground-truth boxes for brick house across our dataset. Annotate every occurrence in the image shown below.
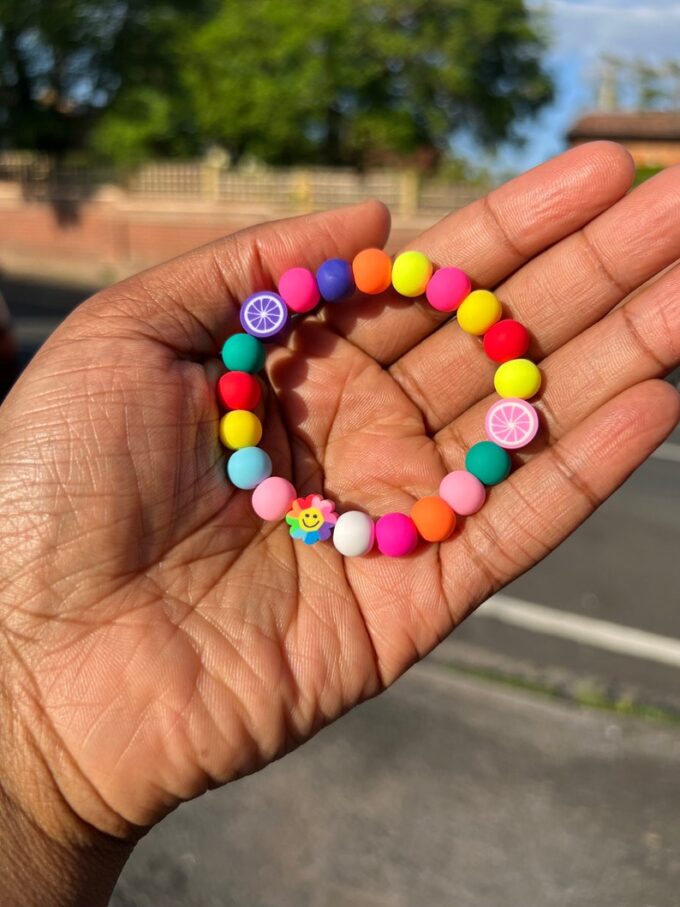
[567,111,680,168]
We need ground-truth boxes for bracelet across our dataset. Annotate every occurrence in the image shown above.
[217,248,541,558]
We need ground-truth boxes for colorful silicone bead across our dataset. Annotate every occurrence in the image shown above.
[465,441,511,486]
[425,267,471,313]
[391,251,433,297]
[217,371,261,411]
[375,512,418,557]
[485,398,539,450]
[457,289,502,335]
[410,496,456,542]
[483,319,530,363]
[439,471,486,516]
[494,359,542,400]
[285,494,338,544]
[316,259,355,302]
[332,511,375,557]
[219,410,263,450]
[240,291,289,339]
[278,267,320,314]
[352,248,392,295]
[222,333,266,373]
[227,447,272,490]
[251,476,297,521]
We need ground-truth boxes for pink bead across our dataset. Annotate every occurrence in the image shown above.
[375,512,418,557]
[425,267,471,312]
[278,267,320,313]
[251,477,297,522]
[439,470,486,516]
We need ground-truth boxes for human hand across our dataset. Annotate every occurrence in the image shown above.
[0,142,678,904]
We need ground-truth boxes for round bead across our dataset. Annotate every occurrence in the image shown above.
[240,291,289,339]
[332,511,375,557]
[465,442,511,486]
[391,250,433,297]
[251,476,297,521]
[494,359,542,399]
[222,333,266,373]
[219,410,263,450]
[425,267,471,312]
[375,512,418,557]
[316,258,355,302]
[227,447,272,490]
[485,398,539,450]
[410,496,456,542]
[483,319,530,363]
[439,471,486,516]
[278,267,320,313]
[352,248,392,295]
[217,371,261,411]
[457,289,502,335]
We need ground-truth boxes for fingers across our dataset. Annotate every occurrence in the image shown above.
[391,163,680,431]
[433,259,680,465]
[321,142,634,363]
[78,201,391,354]
[441,380,680,627]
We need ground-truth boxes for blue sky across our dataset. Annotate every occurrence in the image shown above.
[493,0,680,172]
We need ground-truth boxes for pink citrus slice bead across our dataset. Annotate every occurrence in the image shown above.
[485,398,539,450]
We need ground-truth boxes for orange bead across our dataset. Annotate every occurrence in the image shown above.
[352,248,392,295]
[410,496,456,542]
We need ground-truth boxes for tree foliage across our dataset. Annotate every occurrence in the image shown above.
[0,0,553,167]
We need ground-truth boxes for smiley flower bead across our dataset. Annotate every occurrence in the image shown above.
[286,494,338,544]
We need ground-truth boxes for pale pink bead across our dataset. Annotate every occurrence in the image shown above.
[278,267,320,313]
[439,470,486,516]
[252,477,297,521]
[425,267,471,312]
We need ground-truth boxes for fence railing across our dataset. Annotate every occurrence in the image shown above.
[0,153,486,216]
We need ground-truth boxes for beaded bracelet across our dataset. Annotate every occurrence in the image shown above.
[217,248,541,558]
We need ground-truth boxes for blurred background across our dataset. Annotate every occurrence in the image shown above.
[0,1,678,904]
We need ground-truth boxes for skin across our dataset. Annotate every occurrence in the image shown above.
[0,142,678,905]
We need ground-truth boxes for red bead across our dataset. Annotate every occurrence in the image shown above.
[483,319,530,363]
[217,371,261,410]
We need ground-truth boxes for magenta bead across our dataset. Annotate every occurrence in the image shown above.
[425,267,471,313]
[278,267,320,313]
[439,471,486,516]
[375,512,418,557]
[251,477,297,521]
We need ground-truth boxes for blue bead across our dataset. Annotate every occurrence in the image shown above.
[316,258,354,302]
[227,447,272,490]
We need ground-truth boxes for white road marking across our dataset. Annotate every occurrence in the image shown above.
[653,442,680,464]
[475,594,680,669]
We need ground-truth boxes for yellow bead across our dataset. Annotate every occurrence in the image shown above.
[391,250,433,297]
[494,359,542,399]
[219,410,262,450]
[457,289,502,335]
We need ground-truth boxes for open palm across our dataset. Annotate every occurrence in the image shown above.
[0,143,678,845]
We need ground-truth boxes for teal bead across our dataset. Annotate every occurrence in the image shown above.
[227,446,272,489]
[222,333,266,373]
[465,441,511,486]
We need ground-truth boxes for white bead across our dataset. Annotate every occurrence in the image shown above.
[332,511,375,557]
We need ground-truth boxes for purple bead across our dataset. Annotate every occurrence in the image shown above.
[240,291,289,339]
[316,259,354,302]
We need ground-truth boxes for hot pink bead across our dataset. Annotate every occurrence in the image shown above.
[278,267,320,313]
[425,267,471,313]
[375,512,418,557]
[439,470,486,516]
[251,476,297,522]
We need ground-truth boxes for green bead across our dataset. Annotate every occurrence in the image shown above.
[221,333,266,373]
[465,441,511,486]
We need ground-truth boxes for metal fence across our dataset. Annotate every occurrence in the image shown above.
[0,152,486,216]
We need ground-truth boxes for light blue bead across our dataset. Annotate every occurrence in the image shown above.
[227,446,272,490]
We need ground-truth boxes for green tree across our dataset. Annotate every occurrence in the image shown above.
[182,0,553,167]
